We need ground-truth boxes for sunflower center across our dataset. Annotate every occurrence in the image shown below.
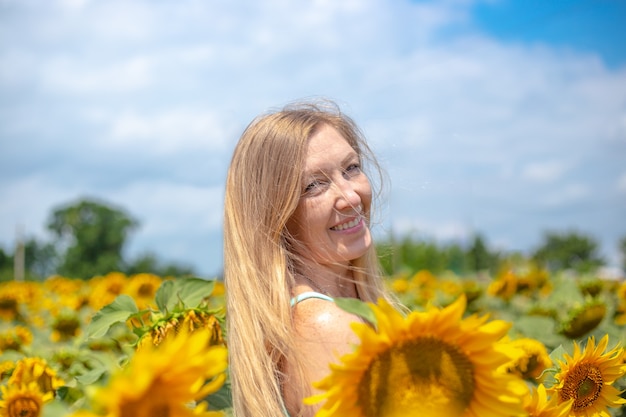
[357,336,475,417]
[137,283,155,297]
[7,396,40,417]
[560,362,603,410]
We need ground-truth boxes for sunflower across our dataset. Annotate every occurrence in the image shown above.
[8,357,64,396]
[181,310,224,346]
[524,384,572,417]
[487,269,518,301]
[0,382,53,417]
[306,296,527,417]
[75,327,228,417]
[88,272,128,311]
[559,300,606,339]
[389,276,410,295]
[551,334,626,416]
[0,325,33,352]
[124,273,163,309]
[0,284,22,321]
[50,309,82,342]
[502,337,552,381]
[0,360,15,380]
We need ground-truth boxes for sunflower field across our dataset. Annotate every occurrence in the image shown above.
[1,264,625,417]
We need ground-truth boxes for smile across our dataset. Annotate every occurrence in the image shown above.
[330,216,362,231]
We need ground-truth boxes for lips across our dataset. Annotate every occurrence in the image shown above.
[330,205,364,231]
[330,216,362,231]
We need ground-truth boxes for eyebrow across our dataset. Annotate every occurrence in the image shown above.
[303,150,359,178]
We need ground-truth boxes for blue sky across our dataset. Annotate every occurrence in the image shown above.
[471,0,626,67]
[1,0,625,276]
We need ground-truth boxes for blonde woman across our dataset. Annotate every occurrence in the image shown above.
[224,100,397,417]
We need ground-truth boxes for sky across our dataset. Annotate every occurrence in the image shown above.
[1,0,625,277]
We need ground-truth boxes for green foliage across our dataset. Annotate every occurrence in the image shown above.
[532,230,605,273]
[125,251,195,277]
[334,297,377,326]
[377,233,502,275]
[466,234,500,272]
[47,198,139,279]
[155,277,215,313]
[86,277,217,340]
[87,294,140,339]
[24,237,58,278]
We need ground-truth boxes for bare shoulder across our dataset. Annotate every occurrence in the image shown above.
[292,298,361,343]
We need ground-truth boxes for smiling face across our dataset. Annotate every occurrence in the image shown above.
[287,124,373,267]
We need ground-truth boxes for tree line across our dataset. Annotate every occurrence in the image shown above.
[1,198,624,281]
[0,198,194,281]
[377,231,624,277]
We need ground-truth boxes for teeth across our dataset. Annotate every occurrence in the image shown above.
[331,216,361,231]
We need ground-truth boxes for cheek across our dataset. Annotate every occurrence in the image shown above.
[360,180,373,209]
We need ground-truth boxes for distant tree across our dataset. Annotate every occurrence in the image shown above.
[24,238,58,279]
[48,198,138,279]
[377,235,476,275]
[532,230,604,273]
[0,247,10,270]
[125,252,195,277]
[445,243,467,275]
[377,236,447,275]
[466,234,491,272]
[0,247,12,282]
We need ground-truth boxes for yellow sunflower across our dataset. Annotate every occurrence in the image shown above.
[8,357,64,396]
[559,301,606,339]
[0,382,53,417]
[88,272,128,311]
[487,269,518,301]
[306,295,527,417]
[124,273,163,309]
[0,360,15,380]
[524,384,572,417]
[502,337,552,381]
[75,327,228,417]
[0,284,22,321]
[551,334,626,416]
[50,309,82,342]
[0,325,33,352]
[389,276,410,295]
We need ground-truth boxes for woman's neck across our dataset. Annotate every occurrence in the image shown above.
[295,261,358,299]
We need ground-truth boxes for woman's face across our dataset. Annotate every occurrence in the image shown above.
[287,124,373,266]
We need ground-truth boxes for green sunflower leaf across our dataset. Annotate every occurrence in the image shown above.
[548,344,567,365]
[155,279,175,312]
[155,277,215,312]
[334,297,377,326]
[87,294,139,339]
[176,277,216,308]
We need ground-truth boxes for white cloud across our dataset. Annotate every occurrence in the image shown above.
[1,0,625,273]
[42,56,155,94]
[390,216,472,243]
[521,161,568,183]
[541,184,589,207]
[106,109,233,154]
[0,175,82,245]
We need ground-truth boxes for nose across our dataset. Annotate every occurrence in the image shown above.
[333,177,361,211]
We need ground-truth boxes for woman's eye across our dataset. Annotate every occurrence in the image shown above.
[344,163,361,176]
[304,180,323,193]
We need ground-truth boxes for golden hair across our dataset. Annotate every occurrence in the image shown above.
[224,100,393,417]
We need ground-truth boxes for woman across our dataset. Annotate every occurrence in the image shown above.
[224,100,397,417]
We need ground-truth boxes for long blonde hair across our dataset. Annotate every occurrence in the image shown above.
[224,100,393,417]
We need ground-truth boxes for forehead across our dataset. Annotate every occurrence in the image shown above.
[304,125,357,171]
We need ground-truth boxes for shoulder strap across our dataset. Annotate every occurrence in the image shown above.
[290,291,334,307]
